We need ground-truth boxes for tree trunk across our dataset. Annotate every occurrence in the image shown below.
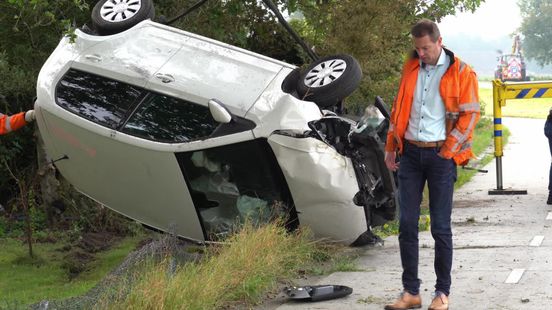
[20,183,33,258]
[36,127,60,227]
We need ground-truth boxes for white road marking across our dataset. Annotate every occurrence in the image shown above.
[529,235,544,247]
[546,212,552,220]
[505,269,525,284]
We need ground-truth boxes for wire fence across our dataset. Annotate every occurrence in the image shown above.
[1,228,200,310]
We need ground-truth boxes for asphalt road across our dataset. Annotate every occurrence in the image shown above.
[271,117,552,310]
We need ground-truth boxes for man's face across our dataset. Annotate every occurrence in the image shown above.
[414,35,442,66]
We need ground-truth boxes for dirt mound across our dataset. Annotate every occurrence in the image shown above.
[78,232,121,253]
[63,249,95,277]
[61,232,122,278]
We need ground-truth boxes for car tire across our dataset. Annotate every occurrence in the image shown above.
[297,54,362,108]
[91,0,155,35]
[281,68,301,94]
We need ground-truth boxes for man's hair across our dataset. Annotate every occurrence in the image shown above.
[411,19,440,42]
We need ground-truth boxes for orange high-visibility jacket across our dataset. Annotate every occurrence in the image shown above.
[385,48,480,166]
[0,111,28,135]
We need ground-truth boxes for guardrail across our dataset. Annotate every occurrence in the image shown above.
[490,79,552,195]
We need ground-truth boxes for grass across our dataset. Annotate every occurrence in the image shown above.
[455,117,509,187]
[479,75,552,82]
[375,210,431,239]
[0,235,144,307]
[480,87,552,119]
[98,221,320,310]
[307,244,366,275]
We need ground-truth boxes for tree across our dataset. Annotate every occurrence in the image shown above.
[291,0,484,113]
[154,0,304,64]
[415,0,484,21]
[0,0,90,232]
[519,0,552,66]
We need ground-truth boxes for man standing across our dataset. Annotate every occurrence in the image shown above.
[544,107,552,204]
[0,110,35,135]
[384,19,480,310]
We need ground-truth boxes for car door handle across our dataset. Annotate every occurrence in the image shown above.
[84,54,102,62]
[155,73,175,83]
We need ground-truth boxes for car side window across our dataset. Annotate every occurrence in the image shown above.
[122,94,218,143]
[56,69,143,129]
[56,69,252,143]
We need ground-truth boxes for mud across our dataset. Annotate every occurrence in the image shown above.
[60,231,123,278]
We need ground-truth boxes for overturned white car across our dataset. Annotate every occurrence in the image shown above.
[35,0,396,245]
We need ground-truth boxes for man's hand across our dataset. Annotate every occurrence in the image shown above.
[25,110,35,122]
[385,151,399,171]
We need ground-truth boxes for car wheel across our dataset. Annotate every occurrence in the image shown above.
[91,0,155,35]
[297,54,362,108]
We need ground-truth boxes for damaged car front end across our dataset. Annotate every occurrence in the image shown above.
[269,100,396,245]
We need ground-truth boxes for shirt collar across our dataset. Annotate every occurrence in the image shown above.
[420,48,446,68]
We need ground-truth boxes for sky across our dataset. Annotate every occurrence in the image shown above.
[434,0,552,76]
[438,0,522,40]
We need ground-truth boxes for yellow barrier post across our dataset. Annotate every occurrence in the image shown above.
[489,79,552,195]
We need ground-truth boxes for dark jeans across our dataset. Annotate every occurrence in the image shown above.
[545,118,552,190]
[549,138,552,191]
[397,141,456,296]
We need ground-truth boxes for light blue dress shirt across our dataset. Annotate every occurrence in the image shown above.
[405,49,449,142]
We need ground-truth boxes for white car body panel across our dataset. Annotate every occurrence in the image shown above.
[247,69,323,138]
[41,110,205,240]
[267,134,367,243]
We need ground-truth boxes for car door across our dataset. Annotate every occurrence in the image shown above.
[71,24,184,87]
[146,29,287,118]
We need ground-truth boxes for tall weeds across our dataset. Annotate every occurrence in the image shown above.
[102,221,315,310]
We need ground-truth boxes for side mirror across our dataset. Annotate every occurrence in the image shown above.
[208,99,232,124]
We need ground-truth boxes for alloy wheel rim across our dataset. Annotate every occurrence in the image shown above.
[304,59,347,88]
[100,0,142,23]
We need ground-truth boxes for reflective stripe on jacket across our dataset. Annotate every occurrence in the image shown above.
[385,48,480,166]
[0,111,27,135]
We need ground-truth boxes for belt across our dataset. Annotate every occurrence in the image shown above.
[406,139,445,148]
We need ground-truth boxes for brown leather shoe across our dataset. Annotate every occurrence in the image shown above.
[384,291,422,310]
[428,293,449,310]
